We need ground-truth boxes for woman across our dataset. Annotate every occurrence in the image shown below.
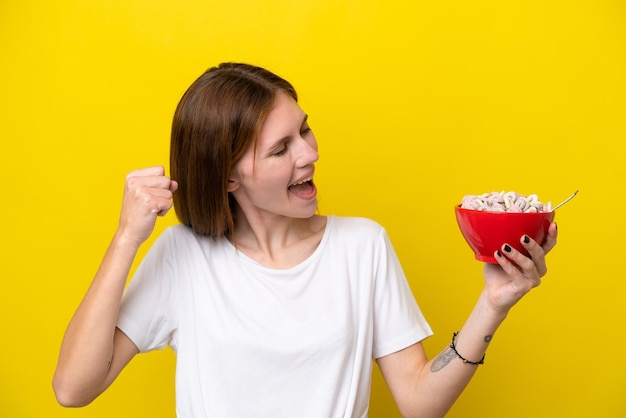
[53,63,558,417]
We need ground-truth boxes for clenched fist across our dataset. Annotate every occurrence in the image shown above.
[116,166,178,246]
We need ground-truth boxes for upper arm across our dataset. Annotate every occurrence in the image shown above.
[54,327,140,407]
[100,327,140,391]
[376,342,429,417]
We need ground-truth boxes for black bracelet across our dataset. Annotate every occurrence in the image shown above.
[450,332,485,365]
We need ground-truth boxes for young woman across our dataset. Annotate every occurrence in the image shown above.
[53,63,558,417]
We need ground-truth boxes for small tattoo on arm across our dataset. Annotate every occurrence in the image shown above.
[431,348,457,372]
[484,335,493,343]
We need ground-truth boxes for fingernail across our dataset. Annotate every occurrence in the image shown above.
[504,244,512,253]
[496,250,502,258]
[523,235,530,244]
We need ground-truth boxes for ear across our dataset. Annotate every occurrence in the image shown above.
[226,178,240,192]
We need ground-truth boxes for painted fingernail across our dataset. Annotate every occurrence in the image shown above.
[523,235,530,244]
[504,244,512,253]
[496,250,502,258]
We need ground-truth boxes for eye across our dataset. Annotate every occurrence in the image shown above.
[301,125,312,136]
[272,146,288,157]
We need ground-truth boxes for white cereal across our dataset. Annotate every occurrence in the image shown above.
[460,191,552,213]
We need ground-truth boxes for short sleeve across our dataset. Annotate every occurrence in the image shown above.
[371,229,433,359]
[117,228,178,352]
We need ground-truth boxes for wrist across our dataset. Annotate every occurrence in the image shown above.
[450,331,485,365]
[111,228,144,254]
[477,289,509,325]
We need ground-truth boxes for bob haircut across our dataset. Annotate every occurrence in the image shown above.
[170,62,298,238]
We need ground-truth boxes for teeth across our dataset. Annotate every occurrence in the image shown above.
[290,178,311,187]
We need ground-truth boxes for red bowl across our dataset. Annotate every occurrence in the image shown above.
[455,206,555,263]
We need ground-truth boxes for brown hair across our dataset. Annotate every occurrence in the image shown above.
[170,62,298,238]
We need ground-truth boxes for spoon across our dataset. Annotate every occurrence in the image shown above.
[552,190,578,211]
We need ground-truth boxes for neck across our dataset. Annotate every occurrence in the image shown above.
[230,209,326,269]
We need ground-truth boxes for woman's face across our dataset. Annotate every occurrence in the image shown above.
[229,91,319,221]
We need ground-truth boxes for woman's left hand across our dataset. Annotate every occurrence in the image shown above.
[483,222,558,314]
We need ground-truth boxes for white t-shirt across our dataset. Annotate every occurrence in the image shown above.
[117,216,432,418]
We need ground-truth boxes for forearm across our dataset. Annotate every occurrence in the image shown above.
[419,291,506,416]
[383,226,556,417]
[381,290,508,418]
[53,232,140,404]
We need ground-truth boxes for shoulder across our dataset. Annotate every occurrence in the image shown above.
[151,224,225,256]
[159,224,216,244]
[330,216,385,232]
[328,216,387,243]
[152,224,196,248]
[141,225,234,277]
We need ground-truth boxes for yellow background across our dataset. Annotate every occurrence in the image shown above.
[1,0,624,417]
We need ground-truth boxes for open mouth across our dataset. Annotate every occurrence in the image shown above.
[288,178,316,199]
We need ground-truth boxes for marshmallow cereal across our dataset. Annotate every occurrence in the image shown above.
[461,191,552,213]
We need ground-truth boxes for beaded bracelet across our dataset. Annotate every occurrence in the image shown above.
[450,332,485,365]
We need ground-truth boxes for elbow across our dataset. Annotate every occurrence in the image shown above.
[54,395,89,409]
[53,386,94,408]
[52,374,96,408]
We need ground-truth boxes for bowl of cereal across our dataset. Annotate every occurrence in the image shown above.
[455,191,555,263]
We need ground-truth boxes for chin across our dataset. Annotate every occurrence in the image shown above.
[296,204,319,219]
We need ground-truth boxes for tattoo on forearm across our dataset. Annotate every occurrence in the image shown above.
[431,335,493,372]
[431,348,457,372]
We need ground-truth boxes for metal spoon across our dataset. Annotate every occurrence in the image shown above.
[552,190,578,211]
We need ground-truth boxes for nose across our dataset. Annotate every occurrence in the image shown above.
[297,135,319,167]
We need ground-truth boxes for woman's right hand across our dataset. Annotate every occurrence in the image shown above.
[53,166,176,407]
[116,166,178,246]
